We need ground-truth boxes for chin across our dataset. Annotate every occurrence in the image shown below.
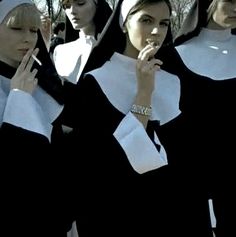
[73,24,83,30]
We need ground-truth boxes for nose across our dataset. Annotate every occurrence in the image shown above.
[151,27,159,35]
[21,30,35,44]
[22,31,31,42]
[70,3,78,15]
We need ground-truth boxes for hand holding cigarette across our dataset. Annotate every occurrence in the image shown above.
[11,48,39,93]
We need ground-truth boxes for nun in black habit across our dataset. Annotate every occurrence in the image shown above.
[59,0,208,236]
[53,0,112,84]
[0,0,71,236]
[174,0,236,236]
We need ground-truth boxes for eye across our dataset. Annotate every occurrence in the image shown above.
[75,0,86,6]
[30,29,38,33]
[141,18,153,24]
[160,21,170,27]
[10,27,22,31]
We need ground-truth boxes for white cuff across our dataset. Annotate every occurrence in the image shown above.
[208,199,216,228]
[113,112,168,174]
[67,221,79,237]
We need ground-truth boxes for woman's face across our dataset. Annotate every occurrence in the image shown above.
[0,7,39,68]
[64,0,97,30]
[210,0,236,29]
[124,1,170,58]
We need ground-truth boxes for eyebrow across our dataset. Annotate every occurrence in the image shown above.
[161,19,171,22]
[141,14,170,21]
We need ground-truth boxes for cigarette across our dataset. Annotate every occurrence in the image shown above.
[31,54,42,66]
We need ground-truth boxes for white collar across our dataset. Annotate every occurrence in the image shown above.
[87,52,181,125]
[0,75,63,133]
[198,28,232,43]
[176,28,236,80]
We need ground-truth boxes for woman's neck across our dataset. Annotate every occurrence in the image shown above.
[207,18,229,30]
[80,22,96,36]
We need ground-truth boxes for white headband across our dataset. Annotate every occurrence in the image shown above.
[0,0,33,24]
[119,0,139,28]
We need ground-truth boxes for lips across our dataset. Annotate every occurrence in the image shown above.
[71,17,80,22]
[18,48,29,54]
[146,39,159,47]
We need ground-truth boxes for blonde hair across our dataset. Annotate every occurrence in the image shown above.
[206,0,218,23]
[4,3,41,28]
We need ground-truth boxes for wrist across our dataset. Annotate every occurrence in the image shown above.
[131,104,152,116]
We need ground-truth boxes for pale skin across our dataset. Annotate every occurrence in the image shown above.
[207,0,236,30]
[11,48,39,94]
[0,5,40,94]
[122,1,170,127]
[63,0,97,36]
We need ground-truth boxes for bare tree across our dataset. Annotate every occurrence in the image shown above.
[33,0,63,23]
[170,0,194,37]
[107,0,194,36]
[33,0,193,37]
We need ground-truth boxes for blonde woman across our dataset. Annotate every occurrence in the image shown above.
[175,0,236,236]
[0,1,65,236]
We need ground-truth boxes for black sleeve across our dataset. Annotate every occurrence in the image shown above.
[60,74,124,131]
[0,123,68,237]
[49,37,65,54]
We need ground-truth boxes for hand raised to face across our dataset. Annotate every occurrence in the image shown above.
[11,48,39,94]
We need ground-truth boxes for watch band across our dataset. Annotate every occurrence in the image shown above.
[131,104,152,116]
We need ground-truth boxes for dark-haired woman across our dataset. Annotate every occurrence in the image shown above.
[60,0,201,236]
[53,0,112,84]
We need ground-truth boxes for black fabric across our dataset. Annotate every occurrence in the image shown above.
[0,60,16,78]
[178,73,236,237]
[65,15,80,43]
[49,36,65,54]
[0,43,68,237]
[61,75,174,237]
[68,0,216,236]
[0,32,64,106]
[173,1,236,236]
[34,31,64,105]
[61,68,219,237]
[174,0,236,45]
[174,8,236,237]
[0,123,69,236]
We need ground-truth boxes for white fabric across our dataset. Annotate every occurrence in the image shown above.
[114,112,168,174]
[119,0,139,28]
[208,199,216,228]
[0,75,63,141]
[53,31,97,84]
[87,52,180,174]
[0,0,32,24]
[67,221,79,237]
[176,28,236,80]
[175,28,232,229]
[88,52,181,125]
